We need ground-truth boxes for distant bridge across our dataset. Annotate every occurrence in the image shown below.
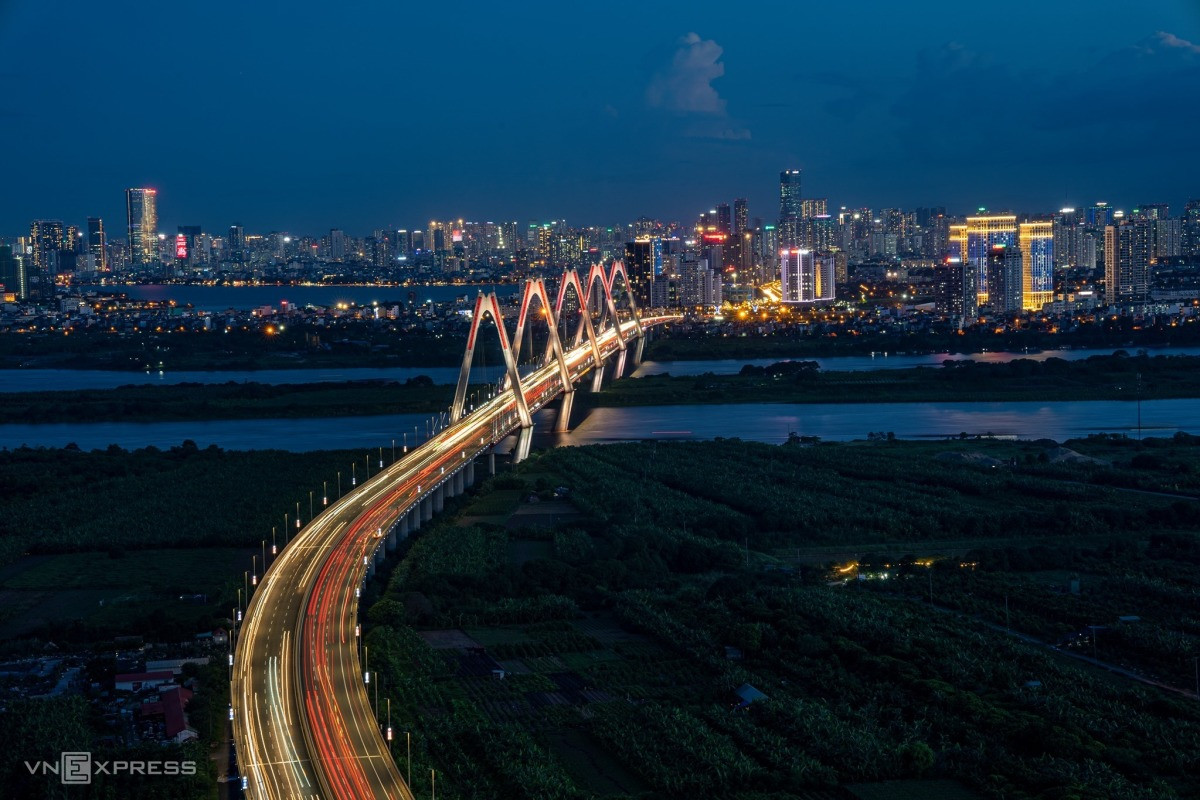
[233,263,679,799]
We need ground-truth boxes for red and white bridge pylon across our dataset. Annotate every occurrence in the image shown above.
[450,261,647,434]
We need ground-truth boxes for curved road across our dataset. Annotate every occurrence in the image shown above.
[233,314,676,799]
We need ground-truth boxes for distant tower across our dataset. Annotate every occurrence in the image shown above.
[1018,222,1054,311]
[1105,221,1152,305]
[125,188,158,265]
[778,169,802,248]
[229,224,246,262]
[87,217,107,272]
[780,248,834,305]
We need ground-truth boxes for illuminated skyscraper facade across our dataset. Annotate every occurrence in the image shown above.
[625,236,662,308]
[780,248,834,305]
[87,217,107,272]
[125,188,158,265]
[1105,221,1151,305]
[1019,222,1054,311]
[964,214,1016,304]
[778,169,802,248]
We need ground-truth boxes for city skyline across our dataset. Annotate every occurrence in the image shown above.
[2,1,1198,231]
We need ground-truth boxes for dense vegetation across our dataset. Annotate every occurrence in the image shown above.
[644,318,1200,361]
[590,353,1200,407]
[0,443,376,564]
[7,352,1200,425]
[359,437,1200,800]
[0,376,457,423]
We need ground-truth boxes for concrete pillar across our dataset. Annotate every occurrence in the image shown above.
[454,470,464,495]
[554,391,575,433]
[410,507,421,532]
[634,335,646,365]
[421,496,432,522]
[615,348,627,379]
[488,449,496,476]
[591,363,604,393]
[375,545,385,566]
[465,460,475,487]
[366,558,375,579]
[399,514,410,537]
[433,484,444,513]
[513,427,533,465]
[387,527,397,552]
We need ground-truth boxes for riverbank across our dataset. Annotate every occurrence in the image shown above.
[2,353,1196,425]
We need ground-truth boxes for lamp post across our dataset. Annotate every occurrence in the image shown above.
[309,490,314,522]
[295,501,301,529]
[323,480,328,506]
[272,526,277,556]
[251,555,257,587]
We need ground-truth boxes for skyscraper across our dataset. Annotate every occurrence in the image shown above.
[625,237,662,308]
[778,169,802,248]
[780,248,834,305]
[87,217,107,272]
[987,245,1024,313]
[0,245,26,299]
[1105,221,1152,305]
[1019,222,1054,311]
[229,224,246,262]
[964,214,1017,304]
[126,188,158,265]
[29,220,65,271]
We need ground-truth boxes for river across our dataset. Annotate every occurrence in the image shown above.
[0,398,1190,452]
[3,345,1197,394]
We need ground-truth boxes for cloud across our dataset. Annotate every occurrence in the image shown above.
[1155,31,1200,54]
[646,32,728,114]
[646,32,750,140]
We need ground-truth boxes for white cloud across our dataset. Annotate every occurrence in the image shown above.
[646,32,729,115]
[1155,31,1200,55]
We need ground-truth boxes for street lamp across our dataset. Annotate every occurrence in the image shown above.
[323,480,328,506]
[352,464,356,486]
[272,526,277,556]
[251,555,257,586]
[296,501,301,528]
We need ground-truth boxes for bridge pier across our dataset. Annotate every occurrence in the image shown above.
[375,544,385,566]
[635,335,646,365]
[433,484,445,513]
[513,427,534,464]
[421,496,432,523]
[454,469,465,496]
[466,459,475,487]
[408,506,421,532]
[554,391,575,433]
[615,348,627,379]
[488,449,496,476]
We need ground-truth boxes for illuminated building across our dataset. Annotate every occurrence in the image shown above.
[1105,221,1151,305]
[778,169,802,247]
[125,188,157,266]
[229,224,245,262]
[1184,200,1200,259]
[986,244,1023,313]
[780,248,834,305]
[87,217,107,272]
[1018,222,1053,311]
[625,236,662,307]
[963,214,1016,304]
[0,244,25,299]
[29,219,65,271]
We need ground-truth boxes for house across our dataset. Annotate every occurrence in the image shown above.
[114,671,174,692]
[731,683,769,711]
[139,685,197,743]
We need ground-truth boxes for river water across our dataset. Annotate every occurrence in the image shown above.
[0,398,1190,453]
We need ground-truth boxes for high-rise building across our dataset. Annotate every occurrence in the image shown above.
[1183,200,1200,260]
[87,217,107,272]
[1133,203,1169,221]
[800,198,828,219]
[229,224,246,262]
[778,169,802,248]
[963,214,1017,304]
[1019,222,1054,311]
[329,229,346,261]
[1153,219,1182,262]
[625,237,662,307]
[29,220,65,272]
[0,244,26,299]
[1105,221,1152,305]
[986,244,1024,313]
[780,248,834,305]
[126,188,158,266]
[715,203,731,235]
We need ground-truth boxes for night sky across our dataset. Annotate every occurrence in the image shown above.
[3,0,1199,234]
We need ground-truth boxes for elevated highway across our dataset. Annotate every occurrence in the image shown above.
[233,265,678,799]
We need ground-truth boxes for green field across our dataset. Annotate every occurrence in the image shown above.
[359,436,1200,800]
